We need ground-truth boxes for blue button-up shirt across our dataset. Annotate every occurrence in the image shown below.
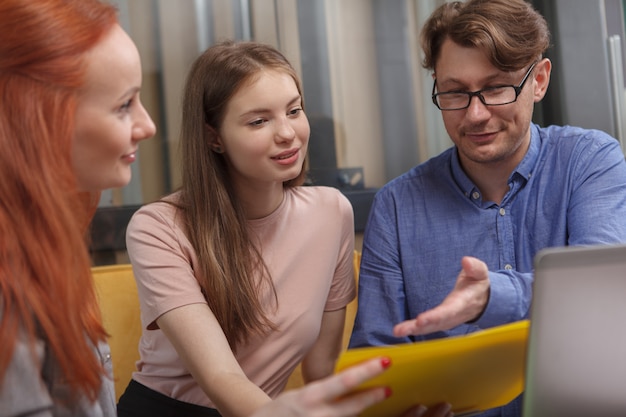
[350,123,626,417]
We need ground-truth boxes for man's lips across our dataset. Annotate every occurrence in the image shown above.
[465,131,497,143]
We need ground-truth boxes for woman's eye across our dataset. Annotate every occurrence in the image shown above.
[288,107,302,116]
[119,99,133,112]
[249,118,265,127]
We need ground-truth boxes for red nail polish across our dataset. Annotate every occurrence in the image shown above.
[384,387,393,398]
[380,357,392,369]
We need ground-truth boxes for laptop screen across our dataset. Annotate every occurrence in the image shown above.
[523,244,626,417]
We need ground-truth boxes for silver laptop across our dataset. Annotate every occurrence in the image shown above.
[523,244,626,417]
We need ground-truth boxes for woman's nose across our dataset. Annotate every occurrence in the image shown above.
[133,101,156,142]
[274,117,296,142]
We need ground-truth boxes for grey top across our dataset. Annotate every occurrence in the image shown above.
[0,333,116,417]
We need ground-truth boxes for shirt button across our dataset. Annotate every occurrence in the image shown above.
[499,208,506,216]
[504,264,513,270]
[472,191,480,200]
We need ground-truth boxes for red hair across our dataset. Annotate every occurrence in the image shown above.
[0,0,118,402]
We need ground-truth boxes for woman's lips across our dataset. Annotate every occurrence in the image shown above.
[271,149,299,165]
[122,151,137,163]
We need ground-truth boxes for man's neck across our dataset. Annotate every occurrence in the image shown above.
[463,159,516,205]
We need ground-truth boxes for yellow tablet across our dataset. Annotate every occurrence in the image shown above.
[335,320,529,417]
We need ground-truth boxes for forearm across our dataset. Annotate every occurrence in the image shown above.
[157,304,271,417]
[301,309,346,383]
[205,372,271,417]
[301,354,336,383]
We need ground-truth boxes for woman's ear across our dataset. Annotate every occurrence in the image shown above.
[205,123,224,154]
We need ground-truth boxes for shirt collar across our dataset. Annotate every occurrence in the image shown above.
[451,147,475,198]
[451,123,540,198]
[514,123,540,181]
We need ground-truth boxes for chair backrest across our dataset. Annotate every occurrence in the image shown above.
[342,249,361,347]
[91,264,141,401]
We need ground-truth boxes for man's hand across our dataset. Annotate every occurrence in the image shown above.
[393,256,490,337]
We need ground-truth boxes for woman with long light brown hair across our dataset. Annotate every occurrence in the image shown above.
[117,41,358,417]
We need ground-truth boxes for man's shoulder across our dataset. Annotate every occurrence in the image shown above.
[536,124,623,165]
[538,124,617,146]
[379,147,455,193]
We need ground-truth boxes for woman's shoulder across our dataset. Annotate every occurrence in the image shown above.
[127,192,185,236]
[290,185,350,205]
[131,192,181,220]
[287,186,353,223]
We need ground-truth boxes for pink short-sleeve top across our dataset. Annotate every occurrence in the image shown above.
[125,186,356,407]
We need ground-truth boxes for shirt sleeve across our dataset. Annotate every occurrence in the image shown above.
[479,130,626,327]
[125,203,207,330]
[324,191,357,312]
[474,270,533,328]
[0,338,54,417]
[349,190,412,347]
[566,131,626,245]
[0,336,114,417]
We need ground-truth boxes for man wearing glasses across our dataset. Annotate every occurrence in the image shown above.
[350,1,626,416]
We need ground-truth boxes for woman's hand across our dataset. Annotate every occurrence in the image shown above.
[250,357,453,417]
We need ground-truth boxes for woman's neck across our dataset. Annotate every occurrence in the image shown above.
[237,181,285,220]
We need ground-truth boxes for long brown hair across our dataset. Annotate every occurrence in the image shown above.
[0,0,117,401]
[177,41,307,348]
[420,0,551,72]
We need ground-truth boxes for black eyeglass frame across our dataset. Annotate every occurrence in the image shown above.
[431,61,538,111]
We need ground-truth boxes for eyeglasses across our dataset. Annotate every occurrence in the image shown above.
[431,62,538,111]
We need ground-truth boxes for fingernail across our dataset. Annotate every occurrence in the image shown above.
[384,387,393,398]
[441,403,453,415]
[413,405,427,417]
[380,357,392,369]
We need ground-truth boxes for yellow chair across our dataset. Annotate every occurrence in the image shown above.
[92,264,142,401]
[344,249,361,347]
[285,249,362,389]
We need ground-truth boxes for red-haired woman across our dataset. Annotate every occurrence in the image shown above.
[0,0,155,415]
